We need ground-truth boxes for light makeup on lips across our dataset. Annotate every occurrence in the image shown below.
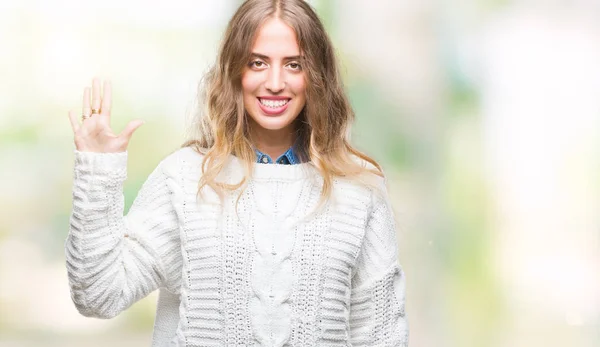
[257,96,291,116]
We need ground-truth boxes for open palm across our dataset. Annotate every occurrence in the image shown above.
[68,77,144,153]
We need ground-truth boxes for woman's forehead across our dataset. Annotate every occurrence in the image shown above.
[251,17,300,59]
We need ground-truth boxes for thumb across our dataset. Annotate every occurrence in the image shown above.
[119,119,145,140]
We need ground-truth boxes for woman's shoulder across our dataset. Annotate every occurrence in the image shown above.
[155,146,206,175]
[347,153,387,185]
[340,154,390,205]
[157,146,243,182]
[173,146,206,164]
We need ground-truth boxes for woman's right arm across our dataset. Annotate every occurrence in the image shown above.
[65,78,181,319]
[66,150,182,319]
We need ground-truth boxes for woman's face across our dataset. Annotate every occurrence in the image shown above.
[241,17,306,138]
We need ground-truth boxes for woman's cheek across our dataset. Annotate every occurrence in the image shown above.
[289,76,306,94]
[241,71,260,91]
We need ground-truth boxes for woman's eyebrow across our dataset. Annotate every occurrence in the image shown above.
[250,52,303,60]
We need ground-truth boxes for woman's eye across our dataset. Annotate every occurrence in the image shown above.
[250,61,265,68]
[288,62,301,70]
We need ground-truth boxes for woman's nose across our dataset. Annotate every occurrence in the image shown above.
[264,66,285,92]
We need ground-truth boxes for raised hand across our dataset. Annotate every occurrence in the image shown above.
[68,77,144,153]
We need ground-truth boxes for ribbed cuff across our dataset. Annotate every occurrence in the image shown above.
[73,150,128,183]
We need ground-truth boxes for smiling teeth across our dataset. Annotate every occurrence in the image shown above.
[260,99,289,108]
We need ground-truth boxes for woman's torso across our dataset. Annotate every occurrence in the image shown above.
[153,147,374,347]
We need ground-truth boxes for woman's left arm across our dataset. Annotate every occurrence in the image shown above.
[349,185,409,347]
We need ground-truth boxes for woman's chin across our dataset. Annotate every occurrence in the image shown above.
[250,113,296,131]
[255,120,293,131]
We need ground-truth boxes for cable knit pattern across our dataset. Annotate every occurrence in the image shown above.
[65,147,408,347]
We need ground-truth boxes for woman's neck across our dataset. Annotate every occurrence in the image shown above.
[250,125,297,160]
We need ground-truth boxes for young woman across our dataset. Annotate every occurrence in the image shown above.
[65,0,409,346]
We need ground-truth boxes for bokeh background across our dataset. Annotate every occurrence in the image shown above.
[1,0,598,346]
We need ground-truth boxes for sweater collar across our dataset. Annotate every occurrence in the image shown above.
[226,154,316,181]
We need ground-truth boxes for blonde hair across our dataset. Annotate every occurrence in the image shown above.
[182,0,384,208]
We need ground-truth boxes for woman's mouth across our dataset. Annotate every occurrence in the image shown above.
[257,97,290,116]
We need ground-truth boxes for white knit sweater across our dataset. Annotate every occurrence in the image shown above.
[65,147,409,347]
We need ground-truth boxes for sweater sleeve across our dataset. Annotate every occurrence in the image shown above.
[349,184,409,347]
[65,150,182,319]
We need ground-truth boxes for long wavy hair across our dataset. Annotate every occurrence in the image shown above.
[182,0,383,208]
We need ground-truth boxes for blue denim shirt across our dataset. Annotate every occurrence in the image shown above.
[255,145,301,165]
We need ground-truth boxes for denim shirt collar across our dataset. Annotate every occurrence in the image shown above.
[254,143,301,165]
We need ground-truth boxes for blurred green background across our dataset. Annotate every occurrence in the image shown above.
[1,0,598,346]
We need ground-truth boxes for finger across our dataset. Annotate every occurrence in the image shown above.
[118,119,145,141]
[101,80,112,118]
[82,87,91,117]
[91,77,101,113]
[68,110,80,133]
